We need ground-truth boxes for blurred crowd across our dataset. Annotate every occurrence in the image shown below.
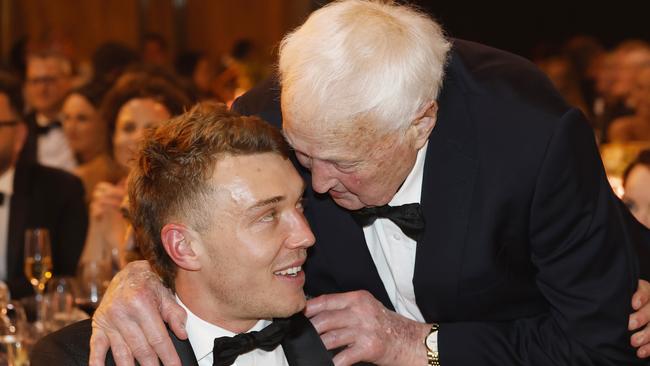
[536,36,650,144]
[0,33,266,303]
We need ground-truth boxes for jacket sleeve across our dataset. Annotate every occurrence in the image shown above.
[53,173,88,276]
[438,109,644,365]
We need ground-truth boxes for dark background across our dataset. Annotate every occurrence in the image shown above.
[322,0,650,59]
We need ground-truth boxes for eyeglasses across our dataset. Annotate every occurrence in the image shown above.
[25,76,64,86]
[0,120,19,128]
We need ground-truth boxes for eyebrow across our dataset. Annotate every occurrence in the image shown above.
[245,181,307,212]
[247,196,285,211]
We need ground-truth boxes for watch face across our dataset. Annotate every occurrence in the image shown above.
[425,330,438,351]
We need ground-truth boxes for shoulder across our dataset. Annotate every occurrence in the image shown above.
[446,39,568,117]
[30,320,92,366]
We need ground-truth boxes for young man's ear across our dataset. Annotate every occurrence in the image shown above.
[161,223,202,271]
[409,101,438,149]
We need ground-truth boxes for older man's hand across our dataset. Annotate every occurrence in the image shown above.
[89,260,187,366]
[630,279,650,358]
[305,290,431,366]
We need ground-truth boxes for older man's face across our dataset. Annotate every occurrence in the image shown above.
[283,117,419,211]
[195,152,315,321]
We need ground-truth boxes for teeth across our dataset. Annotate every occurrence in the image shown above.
[274,266,302,277]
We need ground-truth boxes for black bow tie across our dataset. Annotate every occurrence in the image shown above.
[212,318,290,366]
[35,121,62,136]
[352,203,425,242]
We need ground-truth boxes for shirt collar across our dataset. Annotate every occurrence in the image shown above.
[176,295,272,362]
[0,167,15,196]
[389,141,428,206]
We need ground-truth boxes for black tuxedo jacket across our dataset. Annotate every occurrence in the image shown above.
[17,112,40,166]
[233,39,649,365]
[30,314,333,366]
[5,162,87,298]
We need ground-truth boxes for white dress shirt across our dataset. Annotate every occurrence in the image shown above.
[0,167,15,281]
[35,114,77,172]
[176,296,289,366]
[362,142,428,322]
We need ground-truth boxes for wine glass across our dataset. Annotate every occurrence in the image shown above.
[24,228,53,330]
[0,301,29,366]
[76,260,112,316]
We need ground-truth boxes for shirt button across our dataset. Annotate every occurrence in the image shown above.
[393,233,401,241]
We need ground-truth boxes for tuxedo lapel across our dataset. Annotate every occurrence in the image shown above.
[281,313,333,366]
[169,328,199,366]
[413,54,478,322]
[7,164,30,280]
[303,190,393,310]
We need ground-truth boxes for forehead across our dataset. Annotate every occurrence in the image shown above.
[117,98,170,121]
[283,115,387,162]
[209,153,302,205]
[27,57,65,75]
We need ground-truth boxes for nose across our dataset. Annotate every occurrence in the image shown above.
[285,210,316,249]
[310,159,337,194]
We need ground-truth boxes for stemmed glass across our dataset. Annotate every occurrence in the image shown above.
[24,228,53,331]
[0,301,29,366]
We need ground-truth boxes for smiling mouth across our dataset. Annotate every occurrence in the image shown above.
[274,266,302,277]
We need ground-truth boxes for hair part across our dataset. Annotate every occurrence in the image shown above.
[128,102,290,288]
[278,0,450,136]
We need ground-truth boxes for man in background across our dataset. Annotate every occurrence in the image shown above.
[19,51,76,171]
[0,72,86,298]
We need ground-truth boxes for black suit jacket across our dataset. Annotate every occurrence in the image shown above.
[30,313,333,366]
[5,162,87,298]
[233,39,649,365]
[17,112,39,166]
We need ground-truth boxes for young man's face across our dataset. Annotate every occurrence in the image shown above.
[196,152,315,321]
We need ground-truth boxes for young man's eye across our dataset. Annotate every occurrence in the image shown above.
[260,210,277,222]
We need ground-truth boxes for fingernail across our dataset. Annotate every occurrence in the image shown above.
[635,299,643,309]
[630,318,639,330]
[640,349,647,357]
[635,334,645,346]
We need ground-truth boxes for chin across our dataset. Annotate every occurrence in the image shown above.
[273,294,306,318]
[331,196,365,211]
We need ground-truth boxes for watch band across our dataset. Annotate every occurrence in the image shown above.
[425,323,440,366]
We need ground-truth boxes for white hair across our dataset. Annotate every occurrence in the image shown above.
[279,0,450,135]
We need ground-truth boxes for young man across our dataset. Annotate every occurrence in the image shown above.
[32,103,332,366]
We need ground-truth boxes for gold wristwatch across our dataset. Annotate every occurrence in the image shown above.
[424,323,440,366]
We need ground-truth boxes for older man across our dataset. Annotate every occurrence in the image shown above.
[90,1,650,365]
[32,102,332,366]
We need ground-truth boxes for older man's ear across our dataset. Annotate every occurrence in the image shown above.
[161,224,202,271]
[409,101,438,150]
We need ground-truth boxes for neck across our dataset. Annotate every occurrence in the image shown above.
[175,271,258,333]
[78,143,107,164]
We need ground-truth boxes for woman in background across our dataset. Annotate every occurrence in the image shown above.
[62,83,124,204]
[80,75,190,270]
